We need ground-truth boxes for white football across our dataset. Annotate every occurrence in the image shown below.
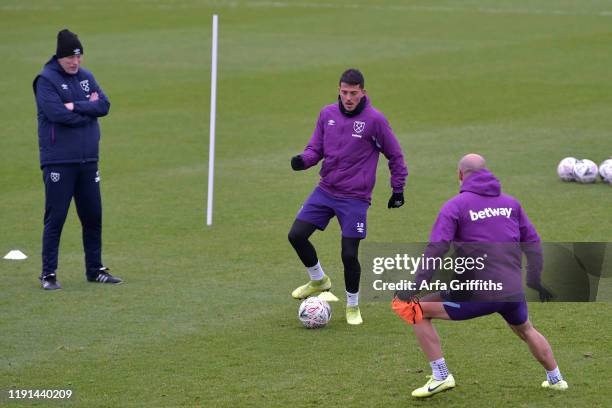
[298,297,331,329]
[557,157,577,181]
[599,159,612,184]
[573,159,598,183]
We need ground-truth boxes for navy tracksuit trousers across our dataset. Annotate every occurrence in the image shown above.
[42,162,103,277]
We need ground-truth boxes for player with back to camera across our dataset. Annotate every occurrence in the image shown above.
[288,69,408,325]
[392,153,567,397]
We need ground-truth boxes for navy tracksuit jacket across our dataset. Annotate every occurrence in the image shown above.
[33,56,110,276]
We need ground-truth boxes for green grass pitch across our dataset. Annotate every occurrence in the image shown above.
[1,1,611,406]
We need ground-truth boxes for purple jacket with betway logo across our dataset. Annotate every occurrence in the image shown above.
[300,97,407,202]
[417,168,543,295]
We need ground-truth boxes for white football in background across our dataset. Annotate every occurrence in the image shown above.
[598,159,612,184]
[557,157,577,181]
[573,159,599,184]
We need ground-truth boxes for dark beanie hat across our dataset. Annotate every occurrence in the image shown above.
[56,29,84,58]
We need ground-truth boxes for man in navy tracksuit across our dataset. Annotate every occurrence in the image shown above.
[33,29,121,290]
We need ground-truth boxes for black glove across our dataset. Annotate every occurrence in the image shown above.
[388,192,404,208]
[528,283,554,302]
[394,289,420,302]
[291,155,305,171]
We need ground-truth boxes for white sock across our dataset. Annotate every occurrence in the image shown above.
[430,358,449,381]
[546,366,563,384]
[346,291,359,307]
[307,262,325,281]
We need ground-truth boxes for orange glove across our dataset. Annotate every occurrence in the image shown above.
[391,296,423,325]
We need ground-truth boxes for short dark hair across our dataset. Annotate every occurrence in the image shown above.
[339,68,364,88]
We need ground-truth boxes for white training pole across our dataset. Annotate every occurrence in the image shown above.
[207,14,218,226]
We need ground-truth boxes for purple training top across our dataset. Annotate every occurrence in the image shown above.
[429,168,540,244]
[300,97,408,202]
[417,168,543,298]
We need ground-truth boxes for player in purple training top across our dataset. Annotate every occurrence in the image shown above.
[392,154,567,397]
[288,69,408,325]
